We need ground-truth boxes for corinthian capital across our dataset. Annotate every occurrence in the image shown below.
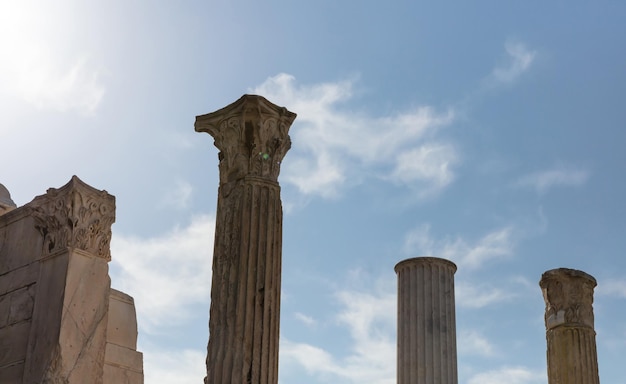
[195,95,297,184]
[29,176,116,260]
[540,268,597,330]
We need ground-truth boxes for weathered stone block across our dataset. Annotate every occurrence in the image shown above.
[104,343,143,373]
[104,360,144,384]
[0,214,44,275]
[7,285,35,325]
[0,361,24,383]
[107,289,138,350]
[0,262,39,297]
[0,321,31,368]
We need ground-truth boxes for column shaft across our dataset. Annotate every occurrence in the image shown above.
[547,328,599,383]
[207,179,282,384]
[395,257,458,384]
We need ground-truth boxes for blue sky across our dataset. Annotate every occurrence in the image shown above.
[2,1,626,383]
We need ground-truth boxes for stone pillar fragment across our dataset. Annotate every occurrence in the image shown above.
[196,95,296,384]
[540,268,600,384]
[395,257,458,384]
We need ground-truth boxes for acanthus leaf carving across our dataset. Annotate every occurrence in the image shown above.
[195,95,296,184]
[29,176,115,260]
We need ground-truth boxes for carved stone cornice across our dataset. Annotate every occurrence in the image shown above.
[540,268,597,330]
[28,176,115,261]
[195,95,297,184]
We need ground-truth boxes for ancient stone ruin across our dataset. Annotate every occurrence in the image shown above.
[195,95,296,384]
[0,177,143,383]
[0,94,603,384]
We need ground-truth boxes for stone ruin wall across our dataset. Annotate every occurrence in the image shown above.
[0,176,143,384]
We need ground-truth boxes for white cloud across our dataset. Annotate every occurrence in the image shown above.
[468,366,545,384]
[142,347,206,384]
[390,143,458,198]
[0,1,105,114]
[280,288,396,383]
[463,227,515,269]
[335,290,396,369]
[159,180,193,210]
[515,166,589,194]
[456,281,514,309]
[294,312,317,327]
[281,340,339,376]
[252,73,456,199]
[110,215,214,332]
[404,224,515,270]
[458,330,497,357]
[492,41,537,84]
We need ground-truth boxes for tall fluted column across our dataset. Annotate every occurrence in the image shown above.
[395,257,458,384]
[540,268,600,384]
[196,95,296,384]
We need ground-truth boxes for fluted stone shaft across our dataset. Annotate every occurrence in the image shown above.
[540,268,600,384]
[196,95,296,384]
[395,257,458,384]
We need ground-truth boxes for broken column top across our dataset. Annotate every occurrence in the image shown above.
[540,268,597,330]
[0,183,17,214]
[195,94,297,184]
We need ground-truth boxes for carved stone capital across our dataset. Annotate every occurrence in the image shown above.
[29,176,115,260]
[540,268,597,330]
[195,95,297,184]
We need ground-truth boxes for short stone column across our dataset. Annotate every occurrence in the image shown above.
[196,95,296,384]
[395,257,458,384]
[540,268,600,384]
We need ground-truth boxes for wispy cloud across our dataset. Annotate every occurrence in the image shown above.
[515,166,589,193]
[110,215,214,332]
[142,347,206,384]
[280,288,396,383]
[252,73,456,199]
[492,41,537,84]
[390,143,458,198]
[456,281,515,309]
[458,329,497,357]
[159,180,193,210]
[467,366,545,384]
[404,224,516,270]
[0,1,105,114]
[294,312,317,327]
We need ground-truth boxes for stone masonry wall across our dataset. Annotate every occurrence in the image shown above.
[0,177,143,384]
